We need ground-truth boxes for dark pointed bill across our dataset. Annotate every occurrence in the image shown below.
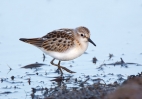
[88,38,96,46]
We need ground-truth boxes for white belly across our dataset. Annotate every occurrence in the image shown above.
[40,43,88,61]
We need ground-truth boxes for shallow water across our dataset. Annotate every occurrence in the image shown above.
[0,0,142,98]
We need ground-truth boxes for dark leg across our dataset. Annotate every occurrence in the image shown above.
[50,58,76,74]
[50,58,63,75]
[58,61,63,76]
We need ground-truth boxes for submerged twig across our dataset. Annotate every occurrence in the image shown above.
[108,53,114,60]
[21,62,46,69]
[98,58,142,68]
[7,64,12,74]
[43,53,46,62]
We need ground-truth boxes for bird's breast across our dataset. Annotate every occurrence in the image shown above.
[41,42,88,61]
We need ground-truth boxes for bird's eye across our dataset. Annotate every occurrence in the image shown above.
[81,34,84,36]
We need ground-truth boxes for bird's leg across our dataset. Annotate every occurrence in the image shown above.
[50,58,63,75]
[58,61,63,76]
[50,58,76,74]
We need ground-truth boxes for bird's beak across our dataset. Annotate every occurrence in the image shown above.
[88,38,96,46]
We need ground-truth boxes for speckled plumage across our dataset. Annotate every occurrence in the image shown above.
[20,28,75,52]
[19,26,96,75]
[42,29,74,52]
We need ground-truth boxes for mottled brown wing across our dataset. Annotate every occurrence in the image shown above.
[41,29,74,52]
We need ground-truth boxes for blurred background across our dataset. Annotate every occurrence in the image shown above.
[0,0,142,98]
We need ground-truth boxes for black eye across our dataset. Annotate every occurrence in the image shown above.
[81,34,84,36]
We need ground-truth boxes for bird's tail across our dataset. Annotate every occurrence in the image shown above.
[19,38,44,47]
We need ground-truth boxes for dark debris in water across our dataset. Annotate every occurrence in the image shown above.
[1,69,142,99]
[108,53,114,60]
[0,91,12,94]
[11,76,15,80]
[30,77,118,99]
[43,53,46,62]
[97,58,142,70]
[21,62,47,69]
[50,76,67,82]
[1,56,142,99]
[28,78,31,85]
[92,57,98,64]
[29,72,142,99]
[0,91,18,95]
